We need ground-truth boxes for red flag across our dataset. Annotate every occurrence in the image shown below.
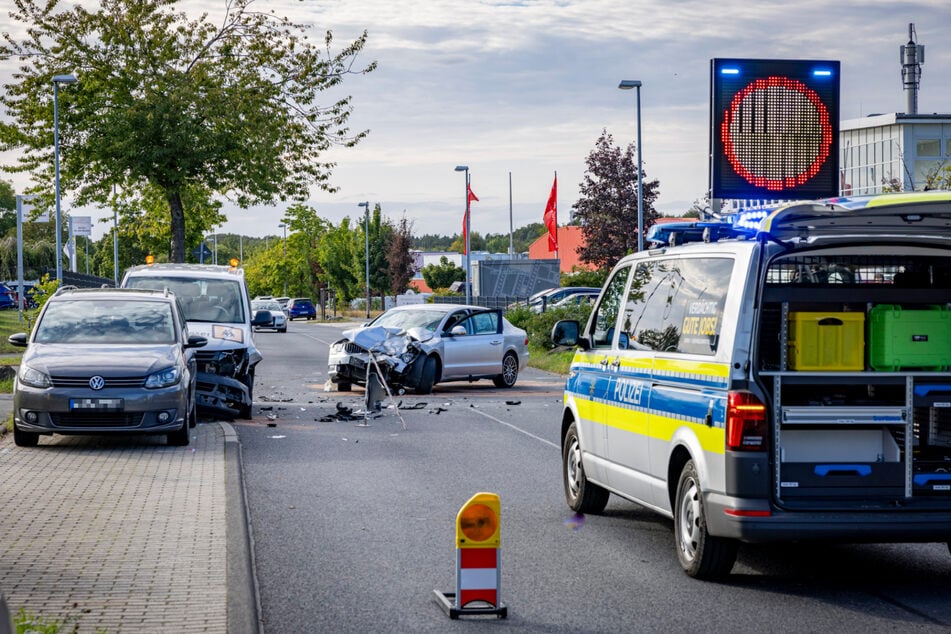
[463,186,478,254]
[544,175,558,251]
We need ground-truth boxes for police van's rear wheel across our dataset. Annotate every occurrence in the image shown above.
[674,460,738,579]
[563,422,609,513]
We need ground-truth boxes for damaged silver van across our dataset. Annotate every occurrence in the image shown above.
[122,263,262,419]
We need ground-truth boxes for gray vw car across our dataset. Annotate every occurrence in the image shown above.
[9,287,207,447]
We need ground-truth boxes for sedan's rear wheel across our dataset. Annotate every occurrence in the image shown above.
[13,424,39,448]
[493,352,519,388]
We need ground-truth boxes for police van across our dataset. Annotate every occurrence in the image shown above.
[552,191,951,579]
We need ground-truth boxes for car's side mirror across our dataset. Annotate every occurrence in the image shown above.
[7,332,28,347]
[449,325,467,337]
[251,311,271,327]
[551,320,584,348]
[185,335,208,349]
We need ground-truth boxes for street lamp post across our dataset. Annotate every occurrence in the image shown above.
[358,201,370,319]
[618,79,644,252]
[53,73,78,281]
[279,223,287,296]
[453,165,471,304]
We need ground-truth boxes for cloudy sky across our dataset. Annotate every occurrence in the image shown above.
[3,0,950,241]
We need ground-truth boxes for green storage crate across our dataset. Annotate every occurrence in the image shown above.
[788,312,865,371]
[869,305,951,371]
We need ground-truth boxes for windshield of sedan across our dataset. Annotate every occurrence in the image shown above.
[34,300,177,344]
[125,276,245,323]
[370,309,448,332]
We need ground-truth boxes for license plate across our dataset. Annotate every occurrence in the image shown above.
[69,398,124,411]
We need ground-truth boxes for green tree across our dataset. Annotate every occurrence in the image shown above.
[316,217,361,302]
[421,256,464,291]
[448,231,484,254]
[484,222,546,254]
[362,204,393,299]
[0,0,375,263]
[573,129,660,269]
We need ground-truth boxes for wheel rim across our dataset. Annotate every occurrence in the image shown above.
[566,436,583,498]
[678,477,702,563]
[502,355,518,385]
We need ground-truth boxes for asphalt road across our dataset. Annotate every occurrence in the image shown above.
[236,319,951,633]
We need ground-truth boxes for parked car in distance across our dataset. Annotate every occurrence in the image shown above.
[0,283,16,309]
[530,286,601,312]
[8,287,207,447]
[544,291,600,311]
[286,297,317,320]
[328,304,529,394]
[251,299,288,333]
[274,297,291,312]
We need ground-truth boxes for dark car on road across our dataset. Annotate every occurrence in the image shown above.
[286,297,317,320]
[8,287,207,447]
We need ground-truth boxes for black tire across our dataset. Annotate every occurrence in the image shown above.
[673,460,738,580]
[415,355,437,395]
[166,417,190,446]
[188,399,197,428]
[13,424,39,448]
[562,421,609,513]
[493,352,519,388]
[278,327,287,333]
[337,381,352,392]
[237,371,254,420]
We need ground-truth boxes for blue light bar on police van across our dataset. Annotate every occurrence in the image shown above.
[720,68,740,75]
[812,69,833,77]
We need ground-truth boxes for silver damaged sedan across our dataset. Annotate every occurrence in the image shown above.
[328,304,528,394]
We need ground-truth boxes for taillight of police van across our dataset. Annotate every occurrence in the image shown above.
[726,391,767,451]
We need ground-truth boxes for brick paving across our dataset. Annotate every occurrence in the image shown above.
[0,421,229,633]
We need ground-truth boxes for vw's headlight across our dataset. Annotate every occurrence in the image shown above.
[145,366,182,389]
[18,365,51,389]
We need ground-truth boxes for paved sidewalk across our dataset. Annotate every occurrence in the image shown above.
[0,413,257,633]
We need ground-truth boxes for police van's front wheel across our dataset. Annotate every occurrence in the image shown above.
[563,422,609,513]
[674,460,738,580]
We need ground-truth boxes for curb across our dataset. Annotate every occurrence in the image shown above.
[220,422,264,634]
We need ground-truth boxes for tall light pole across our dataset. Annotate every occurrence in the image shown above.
[358,201,370,319]
[279,222,287,296]
[454,165,471,304]
[619,79,644,252]
[53,73,78,281]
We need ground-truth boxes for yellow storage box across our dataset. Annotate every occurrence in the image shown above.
[788,312,865,371]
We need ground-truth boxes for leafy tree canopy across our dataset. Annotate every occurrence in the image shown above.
[0,0,375,262]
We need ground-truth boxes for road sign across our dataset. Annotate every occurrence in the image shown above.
[72,216,92,236]
[711,58,840,200]
[192,242,213,262]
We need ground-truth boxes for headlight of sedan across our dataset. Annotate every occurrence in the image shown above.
[18,365,51,389]
[330,342,344,354]
[145,366,182,389]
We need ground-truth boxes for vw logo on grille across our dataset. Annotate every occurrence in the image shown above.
[89,376,105,390]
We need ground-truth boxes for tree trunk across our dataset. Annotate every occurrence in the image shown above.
[168,191,186,263]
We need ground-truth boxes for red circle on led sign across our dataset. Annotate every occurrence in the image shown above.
[720,76,833,192]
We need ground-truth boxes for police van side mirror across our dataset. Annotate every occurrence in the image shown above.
[552,320,585,349]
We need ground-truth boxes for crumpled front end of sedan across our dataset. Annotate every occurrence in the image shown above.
[327,326,433,391]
